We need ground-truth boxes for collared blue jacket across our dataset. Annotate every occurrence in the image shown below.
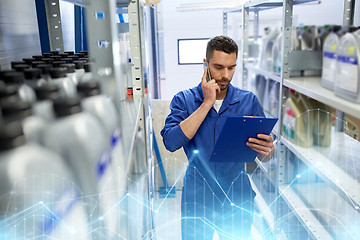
[161,82,264,186]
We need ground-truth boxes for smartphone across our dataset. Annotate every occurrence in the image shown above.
[203,61,212,82]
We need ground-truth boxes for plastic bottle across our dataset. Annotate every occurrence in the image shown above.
[23,68,47,88]
[80,63,94,83]
[1,99,46,145]
[11,61,27,68]
[42,97,118,239]
[13,64,31,72]
[37,63,53,81]
[0,85,20,103]
[48,67,77,97]
[1,71,36,103]
[59,63,78,85]
[31,60,46,67]
[282,91,314,147]
[334,29,360,102]
[0,121,90,239]
[321,27,357,90]
[77,81,124,193]
[73,60,86,81]
[33,83,60,121]
[258,27,279,71]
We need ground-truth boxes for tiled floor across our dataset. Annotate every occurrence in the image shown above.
[153,190,264,240]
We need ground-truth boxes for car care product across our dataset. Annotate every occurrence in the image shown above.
[42,97,118,239]
[37,63,52,81]
[11,61,27,68]
[23,58,36,65]
[31,61,46,67]
[0,85,18,104]
[33,83,60,121]
[271,27,300,76]
[1,99,46,145]
[80,63,94,83]
[73,60,86,81]
[24,68,47,88]
[282,91,314,147]
[48,67,77,97]
[0,121,89,239]
[258,27,279,71]
[1,71,36,103]
[52,60,66,67]
[77,81,123,191]
[311,100,332,147]
[59,63,78,84]
[322,27,357,90]
[254,74,267,106]
[334,29,360,102]
[13,64,31,72]
[64,51,75,55]
[269,81,280,117]
[32,55,44,60]
[298,26,322,76]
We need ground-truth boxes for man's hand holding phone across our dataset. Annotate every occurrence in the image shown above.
[201,59,220,107]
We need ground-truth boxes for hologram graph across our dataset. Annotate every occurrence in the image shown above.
[0,109,360,239]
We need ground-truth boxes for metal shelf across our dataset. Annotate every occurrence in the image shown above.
[283,76,360,119]
[249,175,276,232]
[245,63,281,82]
[61,0,128,7]
[278,185,333,240]
[244,0,319,10]
[281,136,360,213]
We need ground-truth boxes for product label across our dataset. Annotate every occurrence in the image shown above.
[97,151,112,179]
[111,128,121,149]
[331,44,337,52]
[322,51,337,83]
[336,56,359,93]
[283,106,296,139]
[348,45,355,54]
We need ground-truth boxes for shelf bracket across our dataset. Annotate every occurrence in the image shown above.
[44,0,64,52]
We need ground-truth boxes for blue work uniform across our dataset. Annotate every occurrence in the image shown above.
[161,82,265,240]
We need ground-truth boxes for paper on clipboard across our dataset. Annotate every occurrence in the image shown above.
[209,116,278,163]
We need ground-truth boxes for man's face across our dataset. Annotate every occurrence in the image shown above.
[207,50,237,92]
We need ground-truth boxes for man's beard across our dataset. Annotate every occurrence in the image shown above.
[216,78,230,91]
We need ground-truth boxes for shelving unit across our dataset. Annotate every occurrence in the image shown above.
[224,0,360,239]
[278,185,333,240]
[283,76,360,119]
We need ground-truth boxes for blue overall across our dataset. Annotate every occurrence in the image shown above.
[161,83,264,240]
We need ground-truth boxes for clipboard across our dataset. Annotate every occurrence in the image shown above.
[209,116,278,163]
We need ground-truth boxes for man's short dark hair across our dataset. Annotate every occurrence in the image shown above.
[206,36,238,61]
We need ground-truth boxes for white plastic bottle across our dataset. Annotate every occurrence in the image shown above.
[1,71,37,103]
[42,97,118,239]
[0,121,89,239]
[334,29,360,102]
[48,67,77,97]
[80,63,94,83]
[73,60,86,82]
[77,81,125,196]
[33,83,60,121]
[321,27,356,90]
[1,99,46,145]
[23,68,47,88]
[59,63,78,85]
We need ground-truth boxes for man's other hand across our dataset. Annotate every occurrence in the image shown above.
[246,134,274,161]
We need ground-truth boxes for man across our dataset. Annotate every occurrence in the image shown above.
[161,36,274,240]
